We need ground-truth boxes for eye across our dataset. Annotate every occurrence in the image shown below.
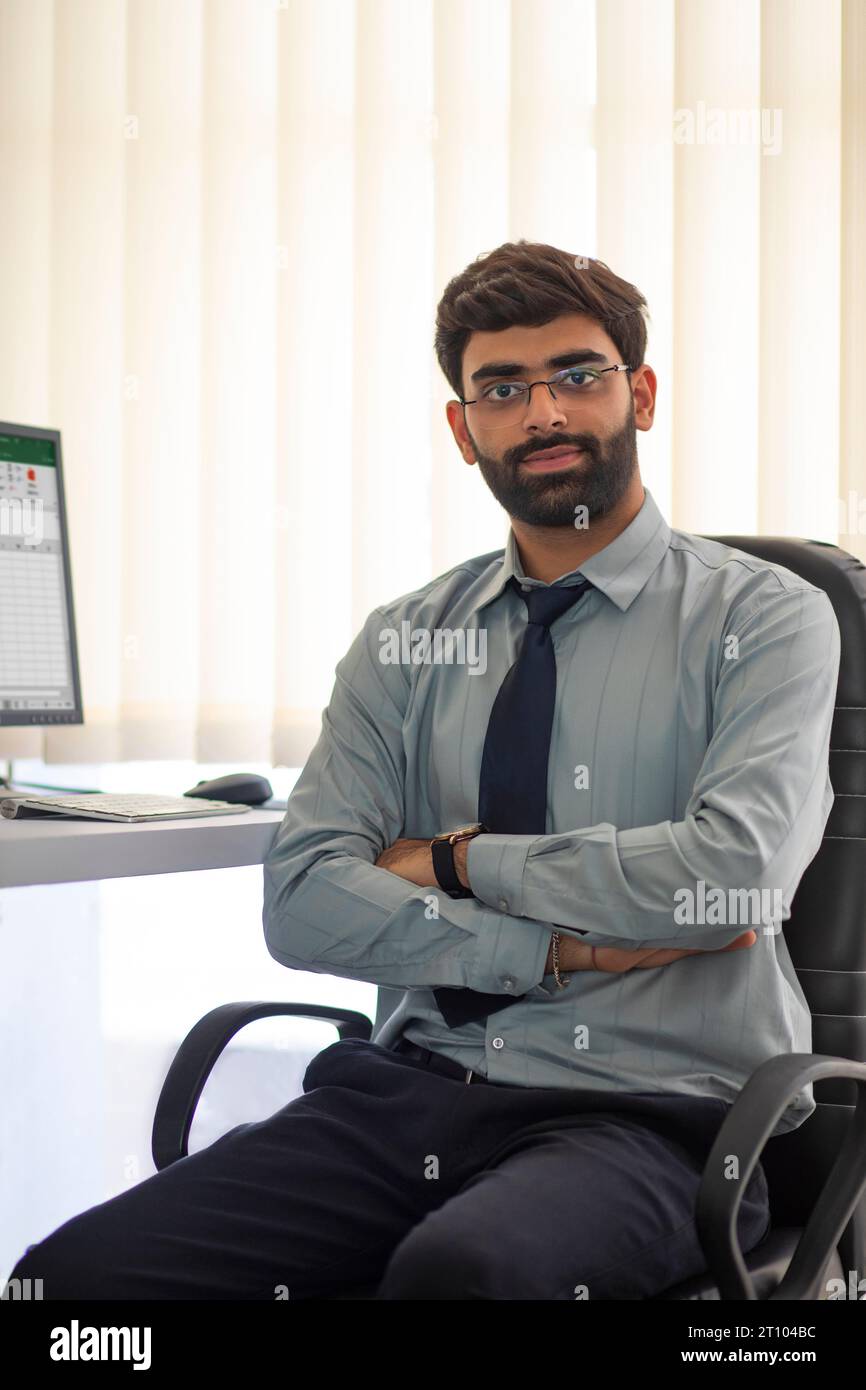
[561,369,599,388]
[482,382,522,401]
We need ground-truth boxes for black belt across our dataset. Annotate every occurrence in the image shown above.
[392,1035,493,1084]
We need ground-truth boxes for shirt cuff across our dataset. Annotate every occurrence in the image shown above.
[469,902,551,995]
[467,832,536,916]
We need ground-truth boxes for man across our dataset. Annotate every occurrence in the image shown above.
[8,242,839,1300]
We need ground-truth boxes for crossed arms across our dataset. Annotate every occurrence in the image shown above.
[263,581,839,993]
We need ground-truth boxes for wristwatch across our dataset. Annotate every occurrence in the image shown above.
[430,822,487,898]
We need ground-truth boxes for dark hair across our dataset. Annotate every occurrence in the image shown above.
[434,240,650,400]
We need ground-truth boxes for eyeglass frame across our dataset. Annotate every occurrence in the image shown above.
[458,362,634,412]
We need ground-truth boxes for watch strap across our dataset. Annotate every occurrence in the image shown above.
[431,837,473,897]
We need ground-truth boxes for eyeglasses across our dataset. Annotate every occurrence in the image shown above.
[459,363,633,432]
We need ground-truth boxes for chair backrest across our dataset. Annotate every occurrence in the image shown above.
[704,536,866,1276]
[374,533,866,1274]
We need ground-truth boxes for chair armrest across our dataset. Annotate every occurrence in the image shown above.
[151,1001,373,1171]
[695,1052,866,1299]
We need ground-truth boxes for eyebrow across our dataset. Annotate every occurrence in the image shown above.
[468,348,611,385]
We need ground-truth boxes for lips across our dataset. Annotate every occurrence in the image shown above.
[527,446,577,461]
[521,447,583,472]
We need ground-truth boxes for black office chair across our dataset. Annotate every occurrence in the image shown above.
[151,535,866,1300]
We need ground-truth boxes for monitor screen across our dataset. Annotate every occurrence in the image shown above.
[0,423,83,727]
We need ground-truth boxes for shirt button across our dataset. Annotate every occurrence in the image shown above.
[502,977,514,990]
[520,584,531,592]
[492,1037,505,1050]
[498,898,508,911]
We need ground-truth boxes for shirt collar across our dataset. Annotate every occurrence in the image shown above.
[468,486,671,617]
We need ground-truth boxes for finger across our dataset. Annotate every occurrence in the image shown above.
[719,930,757,950]
[633,933,759,968]
[632,949,694,968]
[594,947,661,972]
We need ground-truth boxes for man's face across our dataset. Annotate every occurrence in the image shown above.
[455,314,641,527]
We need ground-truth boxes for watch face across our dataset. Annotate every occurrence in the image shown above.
[452,822,484,840]
[432,822,485,844]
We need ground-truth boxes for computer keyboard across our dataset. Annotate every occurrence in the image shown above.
[0,792,252,822]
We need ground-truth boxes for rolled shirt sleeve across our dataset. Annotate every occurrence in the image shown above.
[467,584,840,951]
[263,607,551,993]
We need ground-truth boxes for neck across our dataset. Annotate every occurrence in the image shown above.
[510,480,646,583]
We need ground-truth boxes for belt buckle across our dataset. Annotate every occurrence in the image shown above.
[464,1068,474,1084]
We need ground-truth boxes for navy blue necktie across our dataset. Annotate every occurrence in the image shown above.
[433,573,593,1028]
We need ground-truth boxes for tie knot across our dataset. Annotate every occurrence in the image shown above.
[510,573,592,629]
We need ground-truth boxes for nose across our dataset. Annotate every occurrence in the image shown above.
[521,380,569,433]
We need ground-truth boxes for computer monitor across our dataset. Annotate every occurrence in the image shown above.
[0,422,83,727]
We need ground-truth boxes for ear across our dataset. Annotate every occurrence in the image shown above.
[445,399,478,466]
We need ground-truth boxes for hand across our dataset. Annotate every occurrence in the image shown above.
[375,838,440,888]
[547,929,758,975]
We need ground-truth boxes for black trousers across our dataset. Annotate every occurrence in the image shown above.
[8,1037,771,1301]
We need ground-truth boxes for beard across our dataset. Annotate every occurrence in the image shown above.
[471,394,638,527]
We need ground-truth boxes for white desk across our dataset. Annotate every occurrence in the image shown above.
[0,808,285,889]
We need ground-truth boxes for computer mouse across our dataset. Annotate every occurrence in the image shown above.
[183,773,274,805]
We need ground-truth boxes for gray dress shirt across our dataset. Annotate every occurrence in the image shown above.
[262,487,840,1134]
